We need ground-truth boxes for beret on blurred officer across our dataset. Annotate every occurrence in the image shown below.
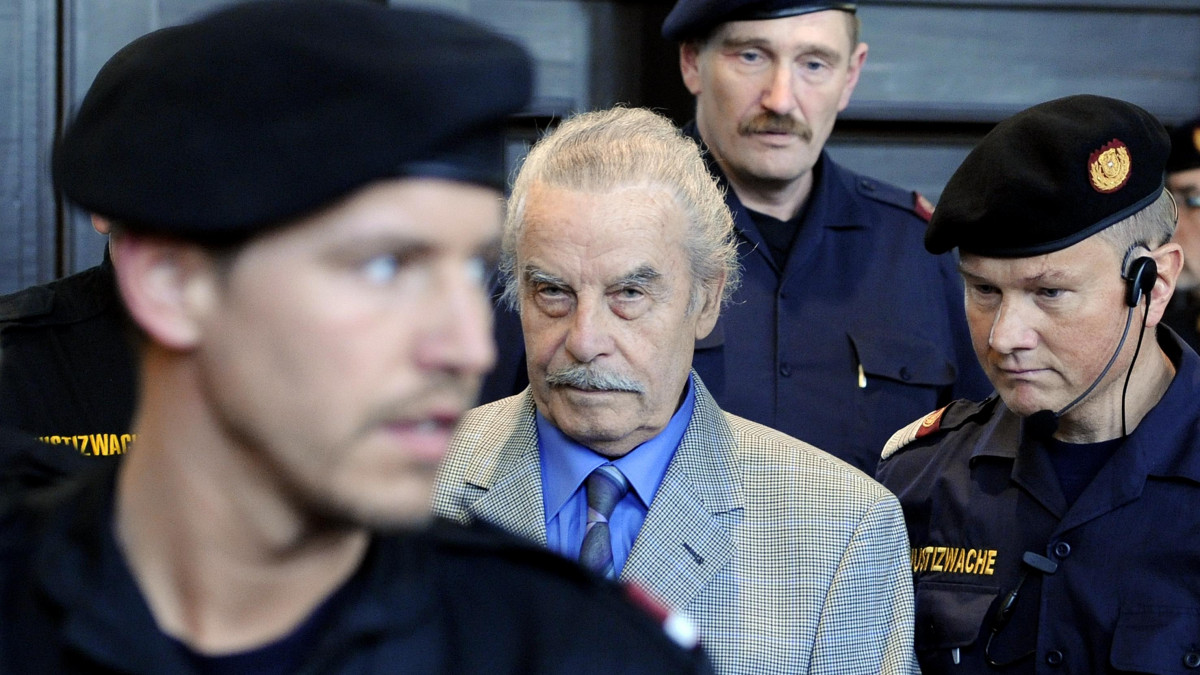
[661,0,856,41]
[926,94,1170,257]
[53,0,532,244]
[1168,116,1200,175]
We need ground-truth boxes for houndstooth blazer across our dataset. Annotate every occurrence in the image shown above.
[432,375,917,674]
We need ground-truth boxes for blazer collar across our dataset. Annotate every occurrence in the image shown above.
[621,375,740,611]
[463,392,549,546]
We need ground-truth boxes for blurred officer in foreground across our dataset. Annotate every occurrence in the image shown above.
[877,95,1195,673]
[0,3,713,673]
[1163,115,1200,350]
[434,106,916,674]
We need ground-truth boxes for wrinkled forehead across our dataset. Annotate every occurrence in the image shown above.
[517,184,690,274]
[521,182,687,239]
[705,9,856,51]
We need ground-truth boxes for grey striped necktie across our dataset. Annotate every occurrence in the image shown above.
[579,464,629,579]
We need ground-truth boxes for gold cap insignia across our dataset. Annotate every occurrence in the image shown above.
[1088,139,1131,194]
[1192,127,1200,154]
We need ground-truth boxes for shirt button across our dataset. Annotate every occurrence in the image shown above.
[779,363,792,377]
[1054,541,1071,558]
[1185,652,1200,669]
[899,366,912,381]
[1045,650,1064,667]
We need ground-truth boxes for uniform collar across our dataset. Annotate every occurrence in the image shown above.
[27,465,443,672]
[1122,328,1200,481]
[972,329,1200,482]
[31,466,191,671]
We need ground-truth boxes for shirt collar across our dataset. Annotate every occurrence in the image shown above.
[538,374,697,519]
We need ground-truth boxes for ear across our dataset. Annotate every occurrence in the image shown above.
[90,214,113,236]
[1144,242,1184,328]
[837,42,869,112]
[94,215,120,265]
[693,272,726,341]
[680,41,704,96]
[111,234,220,350]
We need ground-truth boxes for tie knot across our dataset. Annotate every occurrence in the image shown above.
[585,464,629,518]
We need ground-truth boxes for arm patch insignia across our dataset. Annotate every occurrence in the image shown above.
[916,406,945,438]
[881,406,947,461]
[913,192,935,222]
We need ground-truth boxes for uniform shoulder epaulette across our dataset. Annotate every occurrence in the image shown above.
[0,264,119,327]
[853,176,936,223]
[880,396,996,461]
[913,192,935,222]
[0,285,54,323]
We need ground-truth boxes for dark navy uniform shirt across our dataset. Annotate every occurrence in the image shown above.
[480,125,990,473]
[0,465,714,674]
[877,329,1200,674]
[0,254,138,466]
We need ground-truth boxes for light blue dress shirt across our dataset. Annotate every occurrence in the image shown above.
[538,374,697,576]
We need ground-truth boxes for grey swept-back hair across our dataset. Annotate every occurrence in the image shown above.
[499,106,740,314]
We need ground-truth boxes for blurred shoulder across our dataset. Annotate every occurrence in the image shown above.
[399,519,713,673]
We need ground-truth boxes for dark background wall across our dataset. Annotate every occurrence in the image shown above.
[2,0,1198,293]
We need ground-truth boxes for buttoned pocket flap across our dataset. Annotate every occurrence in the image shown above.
[849,330,956,387]
[914,581,998,650]
[1111,606,1200,673]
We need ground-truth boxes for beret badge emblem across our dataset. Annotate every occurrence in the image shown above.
[1088,139,1131,194]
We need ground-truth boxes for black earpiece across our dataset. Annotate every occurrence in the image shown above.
[1124,256,1157,308]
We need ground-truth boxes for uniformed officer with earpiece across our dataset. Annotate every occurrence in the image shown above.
[876,94,1200,673]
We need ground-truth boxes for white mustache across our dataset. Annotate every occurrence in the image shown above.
[545,365,645,394]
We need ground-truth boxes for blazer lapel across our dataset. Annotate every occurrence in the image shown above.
[621,377,740,611]
[463,392,549,546]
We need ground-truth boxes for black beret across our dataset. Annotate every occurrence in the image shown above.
[662,0,856,42]
[1167,116,1200,174]
[53,0,533,243]
[926,94,1169,257]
